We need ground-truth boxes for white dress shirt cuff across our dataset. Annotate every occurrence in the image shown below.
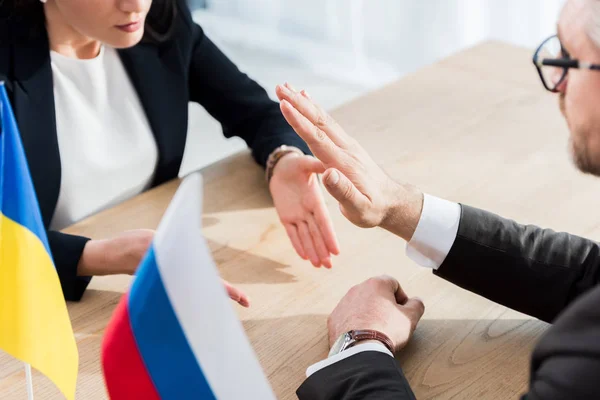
[305,342,393,378]
[405,194,461,269]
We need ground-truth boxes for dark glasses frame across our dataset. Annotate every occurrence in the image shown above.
[533,34,600,92]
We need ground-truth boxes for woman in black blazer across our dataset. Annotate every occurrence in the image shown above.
[1,0,340,303]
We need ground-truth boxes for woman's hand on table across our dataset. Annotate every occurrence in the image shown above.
[269,152,340,269]
[77,229,250,307]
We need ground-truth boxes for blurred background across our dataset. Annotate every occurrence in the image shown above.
[181,0,566,174]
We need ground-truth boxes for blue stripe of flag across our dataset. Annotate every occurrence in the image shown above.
[0,84,52,256]
[128,246,216,400]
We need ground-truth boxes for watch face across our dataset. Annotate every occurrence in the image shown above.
[328,333,352,357]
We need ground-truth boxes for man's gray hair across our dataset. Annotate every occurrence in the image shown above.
[588,0,600,48]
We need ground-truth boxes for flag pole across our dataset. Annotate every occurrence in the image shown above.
[25,363,34,400]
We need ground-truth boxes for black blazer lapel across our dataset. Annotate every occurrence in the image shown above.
[118,43,188,186]
[12,35,61,228]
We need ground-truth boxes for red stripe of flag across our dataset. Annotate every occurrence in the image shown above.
[102,295,160,400]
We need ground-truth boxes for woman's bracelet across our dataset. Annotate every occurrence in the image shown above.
[265,145,305,183]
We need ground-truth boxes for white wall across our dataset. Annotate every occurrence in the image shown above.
[180,0,566,175]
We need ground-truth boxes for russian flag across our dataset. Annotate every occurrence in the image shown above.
[101,173,275,399]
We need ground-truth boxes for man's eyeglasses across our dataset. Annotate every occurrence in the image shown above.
[533,35,600,92]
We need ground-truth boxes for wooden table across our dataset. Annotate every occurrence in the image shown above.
[4,41,599,399]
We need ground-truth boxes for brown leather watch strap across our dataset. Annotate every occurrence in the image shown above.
[350,330,395,353]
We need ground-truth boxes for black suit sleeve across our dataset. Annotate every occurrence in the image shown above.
[181,6,310,166]
[297,352,416,400]
[522,286,600,400]
[298,206,600,399]
[434,205,600,323]
[47,231,91,301]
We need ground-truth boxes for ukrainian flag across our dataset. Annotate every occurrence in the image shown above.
[0,83,78,399]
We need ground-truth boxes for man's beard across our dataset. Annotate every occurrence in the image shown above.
[570,137,600,176]
[561,94,600,175]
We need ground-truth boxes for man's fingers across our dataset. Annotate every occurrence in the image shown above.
[280,100,339,165]
[276,84,350,148]
[284,82,298,92]
[323,169,369,213]
[367,275,409,304]
[307,214,332,269]
[284,223,307,260]
[299,222,321,267]
[395,289,410,306]
[402,297,426,324]
[222,280,250,308]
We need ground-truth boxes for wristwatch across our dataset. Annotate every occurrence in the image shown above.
[328,329,395,358]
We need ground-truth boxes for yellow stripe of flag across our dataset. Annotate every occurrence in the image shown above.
[0,82,78,399]
[0,215,78,398]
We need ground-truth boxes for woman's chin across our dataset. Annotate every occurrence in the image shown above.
[104,29,145,49]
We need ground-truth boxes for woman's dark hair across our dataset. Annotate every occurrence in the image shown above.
[2,0,177,44]
[143,0,179,43]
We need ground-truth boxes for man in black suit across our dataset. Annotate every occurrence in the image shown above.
[276,0,600,398]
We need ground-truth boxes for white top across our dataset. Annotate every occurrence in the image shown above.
[49,46,158,230]
[307,194,461,375]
